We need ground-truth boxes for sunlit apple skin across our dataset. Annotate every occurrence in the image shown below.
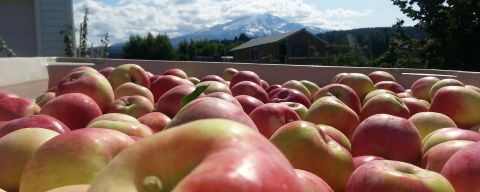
[166,97,258,131]
[249,103,300,138]
[35,92,55,107]
[200,75,227,84]
[421,128,480,153]
[270,121,354,192]
[351,114,422,165]
[138,112,171,133]
[114,82,155,103]
[205,92,243,108]
[314,84,361,114]
[299,80,321,97]
[352,155,385,169]
[441,142,480,192]
[196,81,231,94]
[229,70,262,88]
[87,113,153,138]
[163,68,188,79]
[150,75,194,103]
[231,81,269,103]
[421,140,475,173]
[429,79,464,99]
[99,67,115,78]
[368,71,396,84]
[360,93,410,120]
[337,73,375,100]
[332,73,348,83]
[411,76,440,102]
[346,160,455,192]
[283,80,312,100]
[235,95,264,115]
[362,89,396,105]
[40,93,102,130]
[318,124,351,151]
[0,97,40,121]
[155,84,197,118]
[107,64,150,90]
[305,96,359,139]
[187,76,200,84]
[271,88,312,108]
[401,97,430,117]
[279,102,308,120]
[0,115,70,138]
[19,128,136,192]
[0,128,59,192]
[46,184,90,192]
[374,81,405,93]
[88,119,304,192]
[222,67,238,81]
[466,85,480,93]
[295,169,334,192]
[409,112,457,139]
[430,86,480,129]
[107,95,154,118]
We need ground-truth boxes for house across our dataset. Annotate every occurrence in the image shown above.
[230,28,328,65]
[0,0,74,57]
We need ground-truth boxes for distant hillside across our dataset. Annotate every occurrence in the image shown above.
[317,27,426,45]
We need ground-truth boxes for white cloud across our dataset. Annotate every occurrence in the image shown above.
[73,0,373,44]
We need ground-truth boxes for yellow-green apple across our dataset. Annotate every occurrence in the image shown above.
[305,96,359,139]
[200,75,227,84]
[300,80,321,97]
[352,155,385,169]
[421,128,480,153]
[270,121,354,191]
[222,67,238,81]
[196,81,231,94]
[46,184,89,192]
[337,73,375,100]
[88,119,304,192]
[155,84,198,118]
[466,84,480,93]
[318,124,351,151]
[231,81,269,103]
[429,79,464,99]
[351,114,422,164]
[271,88,311,108]
[283,80,312,100]
[40,93,101,129]
[108,64,150,90]
[409,112,457,139]
[441,141,480,192]
[138,112,171,133]
[205,92,243,108]
[314,84,361,114]
[374,81,405,93]
[166,97,257,130]
[0,114,70,138]
[35,92,55,107]
[107,96,154,118]
[235,95,264,115]
[362,89,396,105]
[187,76,200,84]
[346,160,454,192]
[430,86,480,129]
[368,71,396,84]
[249,103,300,138]
[401,97,430,116]
[0,97,40,121]
[150,75,194,102]
[421,140,475,173]
[295,169,334,192]
[332,72,348,83]
[0,128,59,191]
[56,67,114,112]
[163,68,188,79]
[87,113,153,137]
[229,70,262,88]
[99,67,114,78]
[411,76,440,102]
[0,91,19,100]
[280,102,308,120]
[360,93,410,120]
[114,82,155,103]
[260,79,269,90]
[19,128,135,192]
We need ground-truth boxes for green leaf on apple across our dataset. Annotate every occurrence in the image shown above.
[181,84,209,107]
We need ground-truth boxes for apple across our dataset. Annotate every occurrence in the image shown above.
[441,141,480,192]
[88,119,304,192]
[283,80,312,100]
[222,67,238,81]
[352,155,385,169]
[305,96,359,139]
[0,128,59,192]
[337,73,375,100]
[107,95,154,118]
[150,75,194,103]
[270,121,354,191]
[409,112,457,139]
[46,185,90,192]
[410,76,440,102]
[421,140,475,173]
[200,75,227,84]
[332,72,348,83]
[266,84,282,93]
[249,103,300,138]
[314,84,361,114]
[318,124,351,151]
[368,71,396,84]
[295,169,334,192]
[163,68,188,79]
[0,91,19,100]
[229,70,261,88]
[397,91,413,98]
[231,81,269,103]
[187,76,200,84]
[299,80,321,97]
[360,93,410,120]
[19,128,136,192]
[351,114,422,164]
[0,97,40,121]
[108,64,150,90]
[430,78,464,99]
[235,95,264,115]
[35,92,55,107]
[374,81,405,93]
[149,75,163,85]
[346,160,454,192]
[205,92,243,109]
[362,89,396,105]
[155,84,198,118]
[279,102,308,120]
[421,128,480,153]
[114,82,155,103]
[98,67,114,78]
[271,88,312,108]
[138,112,171,133]
[166,97,258,131]
[260,79,270,90]
[401,97,430,116]
[466,85,480,93]
[430,86,480,129]
[87,113,153,137]
[196,81,231,94]
[0,115,70,138]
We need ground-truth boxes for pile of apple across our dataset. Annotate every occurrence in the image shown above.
[1,64,480,192]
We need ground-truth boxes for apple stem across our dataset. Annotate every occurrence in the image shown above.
[143,176,163,192]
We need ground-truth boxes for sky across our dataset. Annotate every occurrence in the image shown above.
[72,0,417,45]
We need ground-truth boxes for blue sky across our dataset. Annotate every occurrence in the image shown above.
[73,0,416,44]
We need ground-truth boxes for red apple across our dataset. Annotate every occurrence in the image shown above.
[295,169,334,192]
[87,113,153,137]
[0,115,70,138]
[229,70,261,88]
[98,67,114,78]
[271,88,311,108]
[163,68,188,79]
[422,128,480,153]
[421,140,475,173]
[108,64,150,90]
[138,112,171,133]
[441,141,480,192]
[0,97,40,121]
[360,93,410,120]
[283,80,312,100]
[374,81,405,93]
[235,95,264,115]
[352,155,385,169]
[266,84,282,93]
[0,91,19,100]
[401,97,430,116]
[260,79,269,90]
[314,84,361,114]
[299,80,321,97]
[114,82,155,104]
[368,71,396,84]
[362,89,396,105]
[409,112,457,139]
[430,78,464,99]
[150,75,194,102]
[107,95,154,118]
[231,81,269,103]
[155,84,197,118]
[279,102,308,120]
[205,92,243,109]
[249,103,300,138]
[411,76,440,102]
[337,73,375,100]
[318,124,351,151]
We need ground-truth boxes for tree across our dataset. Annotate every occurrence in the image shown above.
[122,33,176,60]
[79,7,89,57]
[391,0,480,70]
[0,37,16,57]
